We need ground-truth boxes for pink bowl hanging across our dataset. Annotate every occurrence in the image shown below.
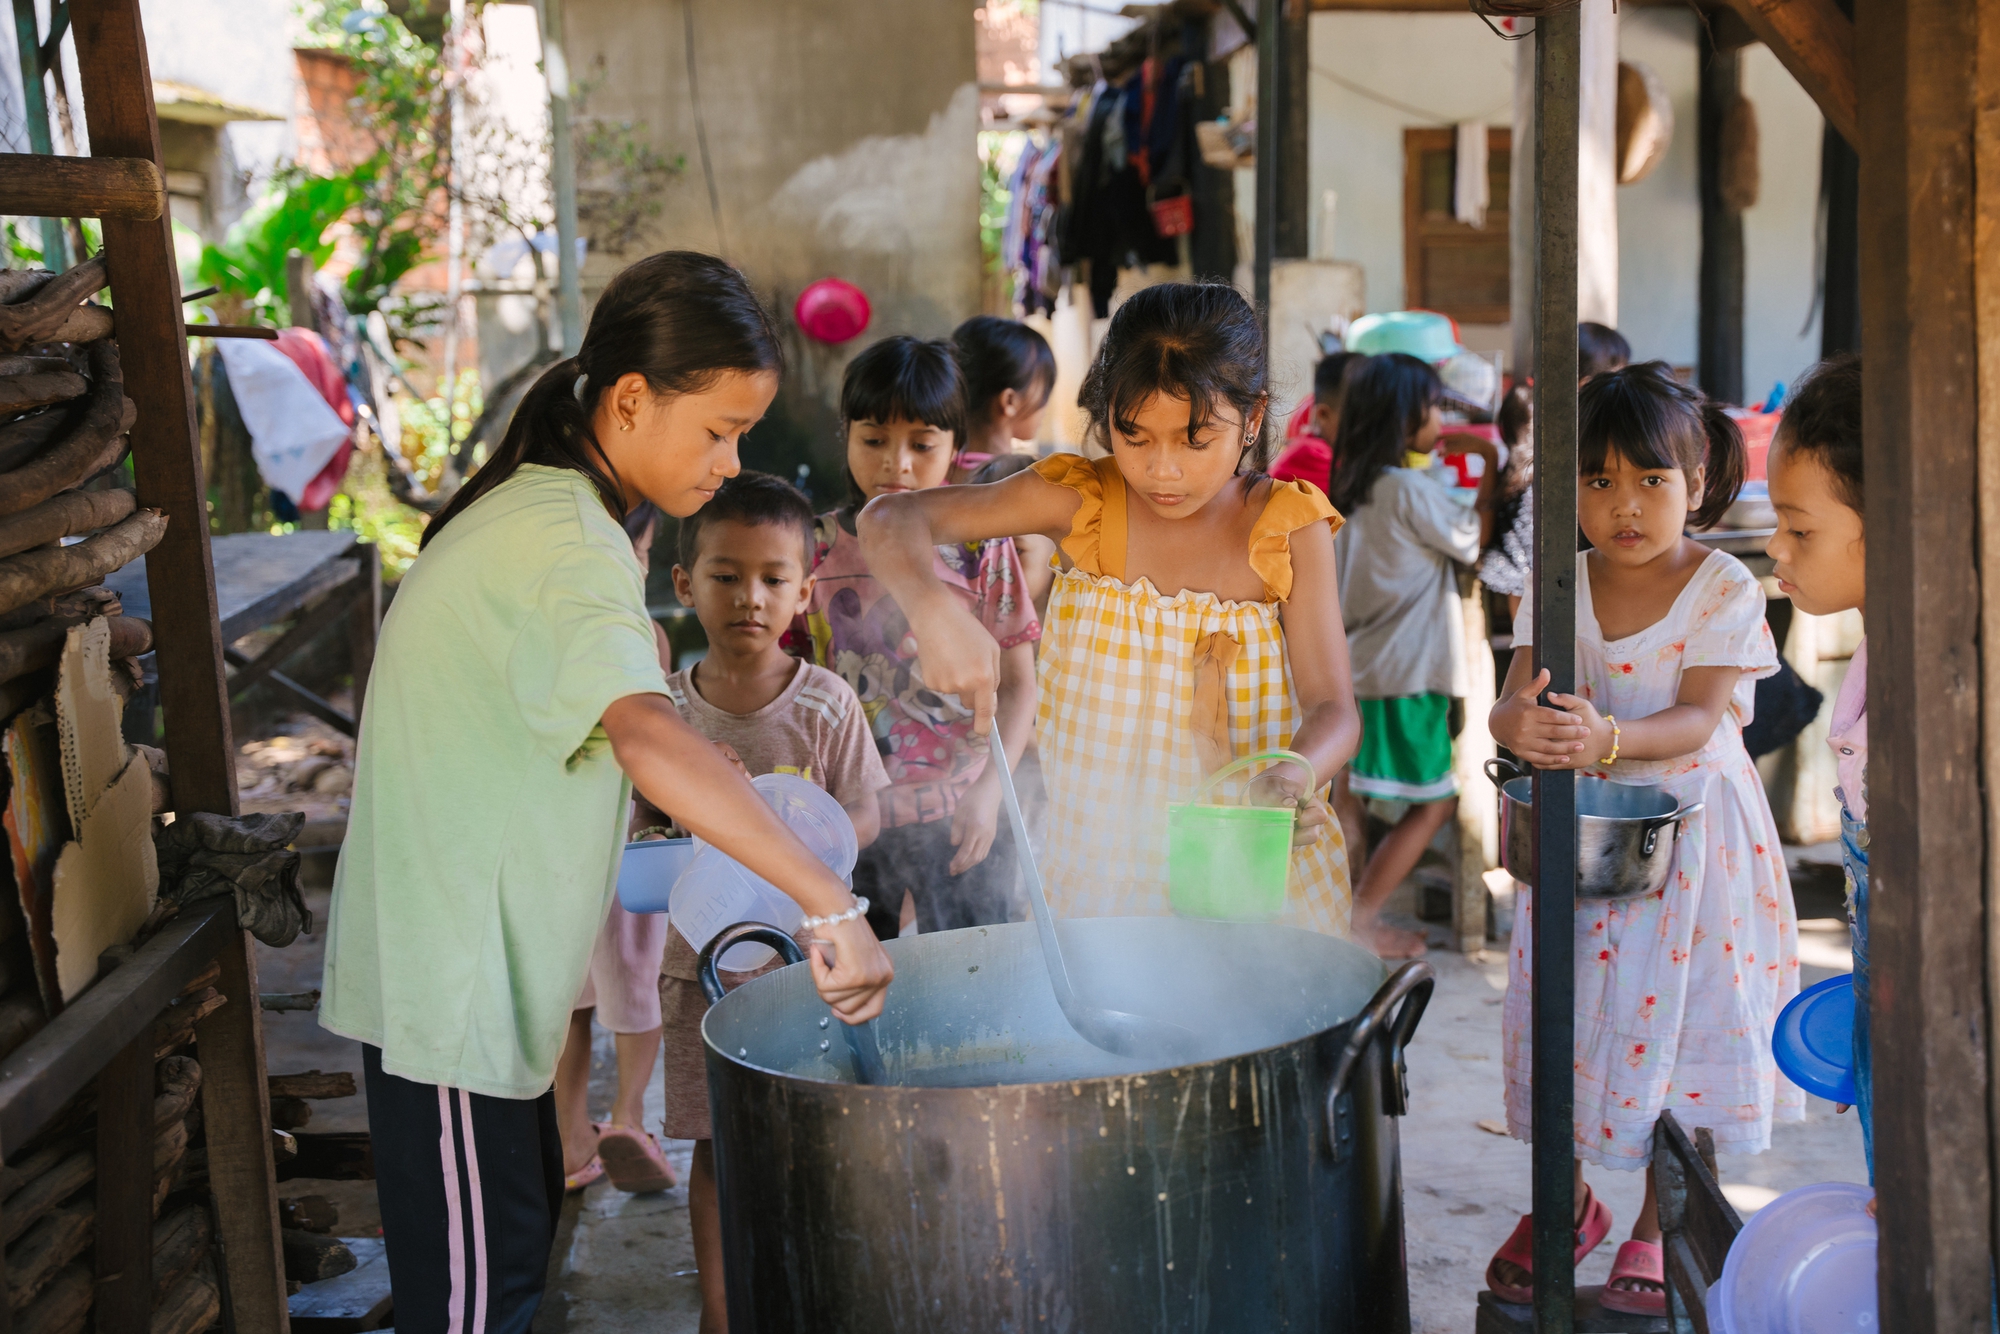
[794,278,872,344]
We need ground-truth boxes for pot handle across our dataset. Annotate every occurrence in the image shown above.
[1484,757,1527,789]
[1325,961,1435,1159]
[696,923,806,1004]
[1638,801,1706,857]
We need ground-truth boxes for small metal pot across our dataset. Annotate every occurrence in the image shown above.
[1485,758,1704,900]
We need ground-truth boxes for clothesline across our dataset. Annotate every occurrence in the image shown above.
[1310,60,1514,127]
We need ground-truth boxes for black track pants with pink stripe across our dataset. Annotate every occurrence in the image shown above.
[362,1045,564,1334]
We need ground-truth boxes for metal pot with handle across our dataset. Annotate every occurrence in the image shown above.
[1485,757,1704,900]
[696,918,1434,1332]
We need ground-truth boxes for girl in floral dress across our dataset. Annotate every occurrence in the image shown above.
[855,282,1359,937]
[1486,363,1801,1314]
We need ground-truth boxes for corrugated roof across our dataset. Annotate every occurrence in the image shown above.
[153,80,285,126]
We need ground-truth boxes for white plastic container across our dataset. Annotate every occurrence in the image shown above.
[1707,1181,1877,1334]
[670,774,859,972]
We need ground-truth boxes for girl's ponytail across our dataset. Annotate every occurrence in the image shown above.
[1691,401,1747,531]
[421,356,604,548]
[421,250,782,550]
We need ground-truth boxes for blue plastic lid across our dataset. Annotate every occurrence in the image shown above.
[1773,973,1857,1104]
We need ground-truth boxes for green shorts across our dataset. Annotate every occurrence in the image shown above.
[1351,694,1458,802]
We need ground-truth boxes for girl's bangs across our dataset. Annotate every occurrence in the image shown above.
[1107,353,1224,440]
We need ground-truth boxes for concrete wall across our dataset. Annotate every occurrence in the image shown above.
[1305,12,1516,319]
[1304,8,1826,402]
[566,0,982,489]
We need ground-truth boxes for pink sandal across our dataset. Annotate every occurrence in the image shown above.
[1599,1238,1667,1316]
[595,1122,677,1194]
[564,1156,605,1192]
[1484,1185,1613,1304]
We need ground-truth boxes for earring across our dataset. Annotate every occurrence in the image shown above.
[620,420,632,431]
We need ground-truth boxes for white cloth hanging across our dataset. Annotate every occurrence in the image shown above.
[1454,120,1489,229]
[214,338,351,505]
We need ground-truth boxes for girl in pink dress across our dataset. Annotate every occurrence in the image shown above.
[1486,363,1802,1314]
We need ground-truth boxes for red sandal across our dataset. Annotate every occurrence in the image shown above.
[1484,1185,1613,1304]
[1599,1238,1666,1316]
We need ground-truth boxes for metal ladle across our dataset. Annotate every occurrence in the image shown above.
[988,721,1201,1064]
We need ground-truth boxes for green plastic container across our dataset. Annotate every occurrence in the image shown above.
[1167,750,1317,921]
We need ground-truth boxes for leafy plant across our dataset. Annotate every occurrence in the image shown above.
[195,171,363,325]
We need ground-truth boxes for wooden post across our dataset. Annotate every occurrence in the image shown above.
[1528,10,1580,1330]
[1275,0,1310,261]
[1859,0,1996,1322]
[1698,19,1749,405]
[69,0,238,819]
[93,1031,153,1333]
[196,935,290,1334]
[347,541,381,711]
[1254,0,1281,326]
[1977,0,2000,1302]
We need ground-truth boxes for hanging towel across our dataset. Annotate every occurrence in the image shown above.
[1454,121,1489,229]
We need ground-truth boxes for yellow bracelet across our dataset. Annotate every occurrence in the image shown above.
[1602,715,1620,767]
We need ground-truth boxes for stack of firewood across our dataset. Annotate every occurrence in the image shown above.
[0,965,228,1334]
[0,259,167,699]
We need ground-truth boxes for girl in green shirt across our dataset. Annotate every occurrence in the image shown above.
[321,251,893,1334]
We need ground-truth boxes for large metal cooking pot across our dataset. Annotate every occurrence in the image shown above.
[1485,757,1704,900]
[698,917,1433,1333]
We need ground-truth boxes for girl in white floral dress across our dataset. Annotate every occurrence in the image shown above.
[1485,364,1801,1315]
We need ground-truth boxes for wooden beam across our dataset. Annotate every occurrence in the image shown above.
[92,1031,153,1333]
[0,154,162,220]
[70,0,238,819]
[1857,0,1995,1322]
[1718,0,1858,148]
[1978,0,2000,1294]
[195,932,290,1334]
[0,905,231,1151]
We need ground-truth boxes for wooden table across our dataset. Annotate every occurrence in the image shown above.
[109,531,381,737]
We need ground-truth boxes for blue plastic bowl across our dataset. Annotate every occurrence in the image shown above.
[615,838,696,915]
[1773,973,1857,1104]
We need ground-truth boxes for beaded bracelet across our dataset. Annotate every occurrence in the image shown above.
[1602,715,1621,767]
[801,897,870,931]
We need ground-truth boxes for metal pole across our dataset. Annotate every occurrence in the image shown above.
[11,0,67,270]
[539,0,584,356]
[1530,8,1580,1333]
[1253,0,1279,332]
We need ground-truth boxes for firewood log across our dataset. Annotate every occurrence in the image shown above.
[0,258,107,352]
[151,1264,219,1334]
[0,990,46,1062]
[6,1197,92,1310]
[0,272,57,304]
[152,988,224,1061]
[36,305,113,348]
[269,1097,311,1131]
[0,1151,92,1246]
[0,357,71,379]
[0,611,149,688]
[0,372,85,416]
[0,407,73,476]
[0,342,135,518]
[281,1228,356,1283]
[177,962,220,998]
[268,1071,358,1101]
[0,1134,86,1203]
[150,1205,212,1306]
[13,1260,90,1334]
[278,1194,337,1234]
[0,489,135,563]
[154,1057,201,1131]
[0,585,117,633]
[0,510,168,620]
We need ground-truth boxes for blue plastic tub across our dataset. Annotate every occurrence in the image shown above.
[615,838,696,915]
[1773,973,1857,1104]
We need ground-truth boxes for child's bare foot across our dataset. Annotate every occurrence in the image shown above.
[1867,1194,1877,1219]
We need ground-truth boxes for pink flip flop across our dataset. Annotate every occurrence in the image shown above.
[564,1156,605,1193]
[595,1123,678,1194]
[1484,1185,1613,1304]
[1599,1238,1667,1316]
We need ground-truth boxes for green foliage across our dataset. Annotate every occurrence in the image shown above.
[978,130,1016,299]
[196,172,364,324]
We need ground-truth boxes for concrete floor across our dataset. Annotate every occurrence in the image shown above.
[265,853,1864,1333]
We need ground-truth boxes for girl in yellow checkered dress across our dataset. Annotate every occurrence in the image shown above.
[857,284,1361,938]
